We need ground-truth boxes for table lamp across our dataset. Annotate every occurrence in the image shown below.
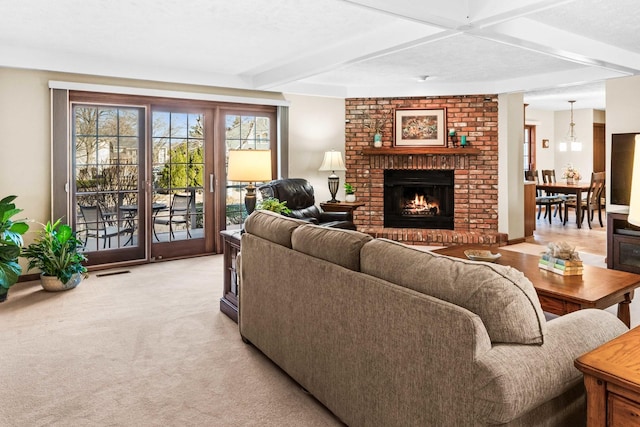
[227,149,272,216]
[318,150,346,203]
[628,136,640,226]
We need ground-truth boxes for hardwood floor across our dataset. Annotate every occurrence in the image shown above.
[527,207,607,257]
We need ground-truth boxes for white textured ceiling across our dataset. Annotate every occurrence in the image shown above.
[1,0,638,110]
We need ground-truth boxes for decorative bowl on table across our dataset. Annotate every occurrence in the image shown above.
[464,250,501,262]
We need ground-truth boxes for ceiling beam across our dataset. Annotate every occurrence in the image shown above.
[471,17,640,75]
[247,20,453,90]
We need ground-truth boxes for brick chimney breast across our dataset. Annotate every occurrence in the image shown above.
[345,96,505,246]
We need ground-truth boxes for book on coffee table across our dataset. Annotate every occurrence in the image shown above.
[538,258,583,276]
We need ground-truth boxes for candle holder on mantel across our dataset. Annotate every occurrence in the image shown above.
[460,135,468,147]
[448,128,457,147]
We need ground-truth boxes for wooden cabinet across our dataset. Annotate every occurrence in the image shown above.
[575,326,640,426]
[220,229,241,323]
[607,212,640,274]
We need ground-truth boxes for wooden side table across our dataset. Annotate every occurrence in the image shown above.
[220,229,241,323]
[575,326,640,426]
[320,201,365,221]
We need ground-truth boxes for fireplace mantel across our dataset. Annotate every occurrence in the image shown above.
[361,147,481,155]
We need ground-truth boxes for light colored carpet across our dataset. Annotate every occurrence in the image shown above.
[1,244,636,426]
[0,256,343,426]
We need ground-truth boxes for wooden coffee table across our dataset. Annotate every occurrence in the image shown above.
[433,245,640,327]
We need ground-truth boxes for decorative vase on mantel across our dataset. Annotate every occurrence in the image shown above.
[373,133,382,148]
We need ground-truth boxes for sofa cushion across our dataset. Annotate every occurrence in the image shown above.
[360,239,547,345]
[243,210,308,248]
[291,224,372,271]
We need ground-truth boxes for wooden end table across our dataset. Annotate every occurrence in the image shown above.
[575,326,640,426]
[220,229,241,323]
[320,201,365,221]
[433,245,640,327]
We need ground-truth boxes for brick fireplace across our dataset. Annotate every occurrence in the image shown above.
[345,95,507,246]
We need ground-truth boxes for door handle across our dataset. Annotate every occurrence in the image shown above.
[210,174,215,193]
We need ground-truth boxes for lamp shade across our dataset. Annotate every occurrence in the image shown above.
[318,150,346,172]
[628,137,640,226]
[227,149,272,182]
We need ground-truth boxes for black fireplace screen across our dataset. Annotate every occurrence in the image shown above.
[384,169,454,229]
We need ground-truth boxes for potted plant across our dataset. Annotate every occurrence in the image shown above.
[257,197,292,215]
[344,183,356,202]
[22,219,88,292]
[0,195,29,302]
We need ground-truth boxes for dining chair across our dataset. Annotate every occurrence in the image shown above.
[153,193,193,239]
[530,170,564,223]
[563,172,606,228]
[78,205,135,249]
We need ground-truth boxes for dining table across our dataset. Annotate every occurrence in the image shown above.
[536,181,591,228]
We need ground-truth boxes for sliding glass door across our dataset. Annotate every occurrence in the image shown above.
[63,92,279,267]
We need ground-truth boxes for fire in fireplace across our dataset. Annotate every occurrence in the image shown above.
[404,193,440,216]
[384,169,454,229]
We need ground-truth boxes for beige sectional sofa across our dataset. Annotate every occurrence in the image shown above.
[238,210,628,426]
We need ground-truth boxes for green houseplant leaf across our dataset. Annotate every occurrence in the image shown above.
[344,183,355,194]
[0,195,29,295]
[257,197,292,215]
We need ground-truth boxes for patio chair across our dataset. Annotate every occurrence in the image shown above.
[78,205,135,249]
[153,193,193,239]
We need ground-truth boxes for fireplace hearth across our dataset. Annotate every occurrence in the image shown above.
[384,169,454,229]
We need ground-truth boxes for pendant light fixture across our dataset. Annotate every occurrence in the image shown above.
[564,100,582,152]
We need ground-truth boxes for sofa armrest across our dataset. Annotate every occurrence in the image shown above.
[318,211,350,222]
[474,309,628,424]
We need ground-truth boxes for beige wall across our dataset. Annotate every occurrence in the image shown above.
[526,108,555,172]
[498,92,525,240]
[0,68,52,229]
[285,93,345,203]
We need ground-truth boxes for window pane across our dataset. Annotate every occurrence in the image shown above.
[171,113,188,138]
[119,109,139,136]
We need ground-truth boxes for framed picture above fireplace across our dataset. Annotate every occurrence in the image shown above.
[394,108,446,147]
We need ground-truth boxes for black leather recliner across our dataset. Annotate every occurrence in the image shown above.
[258,178,356,230]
